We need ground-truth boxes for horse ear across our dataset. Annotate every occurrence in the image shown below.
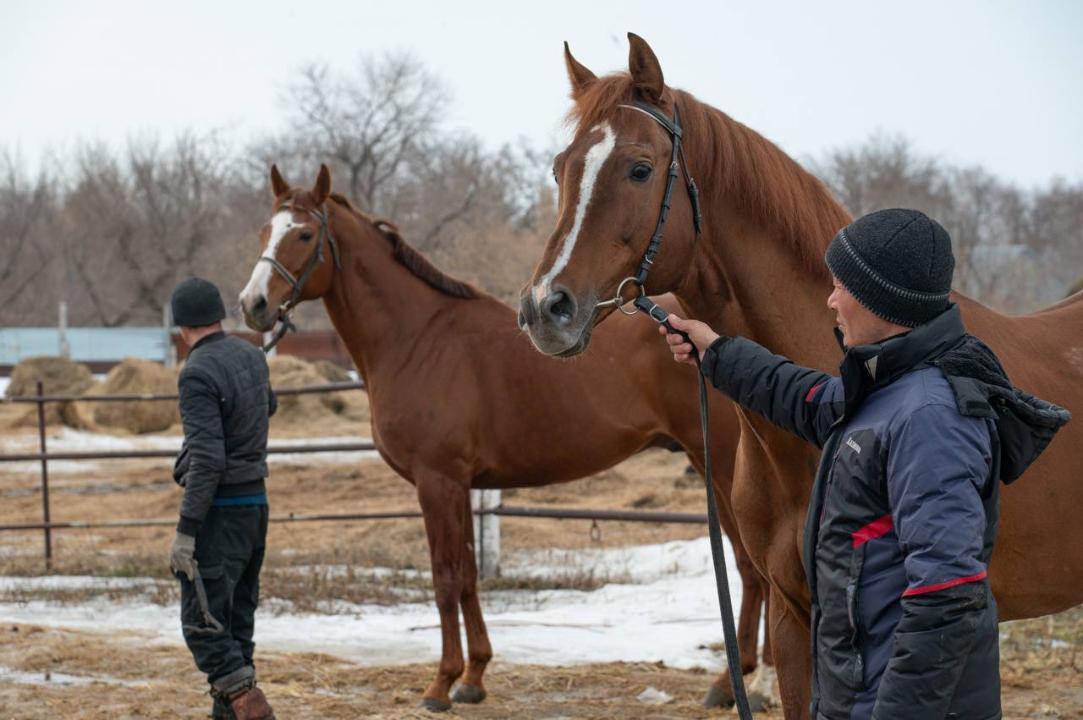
[627,32,664,105]
[270,164,290,199]
[564,41,597,98]
[312,164,331,206]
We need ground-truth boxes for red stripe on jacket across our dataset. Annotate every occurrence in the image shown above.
[852,514,894,548]
[806,382,826,403]
[902,570,988,597]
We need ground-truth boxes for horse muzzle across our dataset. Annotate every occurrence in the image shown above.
[518,287,595,357]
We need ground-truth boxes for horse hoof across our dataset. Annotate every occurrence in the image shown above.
[452,683,487,704]
[701,683,736,709]
[420,697,452,713]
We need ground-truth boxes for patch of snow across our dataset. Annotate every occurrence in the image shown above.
[0,664,149,688]
[636,686,673,704]
[0,576,157,592]
[0,429,380,474]
[0,538,753,671]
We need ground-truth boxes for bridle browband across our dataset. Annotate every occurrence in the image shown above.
[259,203,342,352]
[595,100,702,316]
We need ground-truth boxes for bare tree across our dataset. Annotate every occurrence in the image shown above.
[278,53,449,212]
[54,135,234,326]
[0,153,56,321]
[813,133,951,219]
[813,134,1082,313]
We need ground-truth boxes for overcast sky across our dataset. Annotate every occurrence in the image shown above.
[4,0,1081,187]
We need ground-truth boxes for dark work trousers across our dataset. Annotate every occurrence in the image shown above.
[176,504,268,684]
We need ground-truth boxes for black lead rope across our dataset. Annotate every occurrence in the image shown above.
[636,296,753,720]
[614,100,753,719]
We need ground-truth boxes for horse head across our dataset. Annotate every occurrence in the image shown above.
[519,34,702,357]
[240,164,340,332]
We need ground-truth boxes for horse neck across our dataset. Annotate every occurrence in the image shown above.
[320,211,448,385]
[676,102,852,371]
[680,222,835,370]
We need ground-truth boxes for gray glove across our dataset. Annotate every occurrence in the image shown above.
[170,532,197,581]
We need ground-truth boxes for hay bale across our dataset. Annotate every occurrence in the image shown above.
[269,355,350,424]
[6,356,94,399]
[91,358,180,434]
[5,356,94,428]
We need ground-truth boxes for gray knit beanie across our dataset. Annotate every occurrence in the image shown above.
[825,208,954,327]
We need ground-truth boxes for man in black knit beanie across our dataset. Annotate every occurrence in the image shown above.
[661,209,1069,720]
[169,277,278,720]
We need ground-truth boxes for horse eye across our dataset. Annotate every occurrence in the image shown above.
[299,231,314,242]
[630,163,652,182]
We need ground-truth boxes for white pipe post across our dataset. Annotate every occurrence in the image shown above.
[263,331,277,358]
[163,304,176,368]
[58,301,70,359]
[471,489,501,579]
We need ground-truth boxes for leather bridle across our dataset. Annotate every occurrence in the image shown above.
[259,204,342,352]
[595,101,702,316]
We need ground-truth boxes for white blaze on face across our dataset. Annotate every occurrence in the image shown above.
[240,210,299,309]
[533,123,616,306]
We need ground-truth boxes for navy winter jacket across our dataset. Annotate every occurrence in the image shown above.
[700,305,1069,720]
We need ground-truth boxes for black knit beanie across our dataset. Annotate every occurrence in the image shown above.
[171,277,226,328]
[825,208,954,328]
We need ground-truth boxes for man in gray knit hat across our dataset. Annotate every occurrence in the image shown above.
[170,277,278,720]
[662,209,1068,720]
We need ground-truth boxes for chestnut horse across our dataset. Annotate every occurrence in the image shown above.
[238,165,773,711]
[520,34,1082,719]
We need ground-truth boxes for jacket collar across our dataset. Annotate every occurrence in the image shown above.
[836,304,966,410]
[190,330,226,353]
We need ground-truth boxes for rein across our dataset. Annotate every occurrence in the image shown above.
[605,101,753,719]
[260,205,341,352]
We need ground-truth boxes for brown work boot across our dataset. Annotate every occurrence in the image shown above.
[228,686,275,720]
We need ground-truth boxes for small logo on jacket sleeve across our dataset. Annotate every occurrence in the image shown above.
[846,436,862,454]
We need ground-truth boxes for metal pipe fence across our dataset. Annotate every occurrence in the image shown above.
[0,379,709,571]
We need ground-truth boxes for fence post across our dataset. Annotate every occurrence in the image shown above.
[163,304,176,368]
[58,301,70,359]
[36,381,52,569]
[471,489,501,580]
[263,332,277,358]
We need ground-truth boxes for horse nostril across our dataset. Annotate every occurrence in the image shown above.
[253,296,268,313]
[541,289,577,326]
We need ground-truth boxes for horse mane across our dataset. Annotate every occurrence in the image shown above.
[568,74,853,278]
[328,193,479,300]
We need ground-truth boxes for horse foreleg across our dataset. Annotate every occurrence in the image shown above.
[451,491,492,705]
[416,477,468,712]
[769,586,812,720]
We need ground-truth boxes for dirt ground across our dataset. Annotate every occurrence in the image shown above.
[0,616,1079,719]
[0,416,1081,718]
